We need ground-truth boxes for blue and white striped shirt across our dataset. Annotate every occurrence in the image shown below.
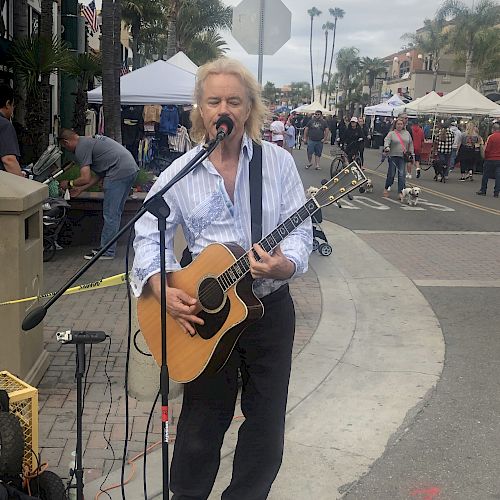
[130,133,312,298]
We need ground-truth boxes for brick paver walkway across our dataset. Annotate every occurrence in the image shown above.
[37,244,321,484]
[357,232,500,281]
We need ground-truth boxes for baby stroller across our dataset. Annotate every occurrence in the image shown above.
[312,209,332,256]
[42,198,70,262]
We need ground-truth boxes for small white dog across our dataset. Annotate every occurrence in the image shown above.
[365,179,373,193]
[306,186,319,197]
[401,186,421,206]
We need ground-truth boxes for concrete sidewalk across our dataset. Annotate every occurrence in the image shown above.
[85,221,445,499]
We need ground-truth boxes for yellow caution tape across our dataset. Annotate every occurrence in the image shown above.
[0,273,127,306]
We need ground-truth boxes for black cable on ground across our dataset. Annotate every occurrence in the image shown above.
[144,390,160,500]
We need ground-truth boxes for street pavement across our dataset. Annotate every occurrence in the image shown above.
[35,145,500,499]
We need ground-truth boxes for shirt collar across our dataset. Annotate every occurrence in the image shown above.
[241,132,253,161]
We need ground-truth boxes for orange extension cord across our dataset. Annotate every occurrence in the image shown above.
[94,415,245,499]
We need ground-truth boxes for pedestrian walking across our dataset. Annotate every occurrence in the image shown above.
[58,129,138,260]
[458,121,483,181]
[410,120,425,179]
[357,116,368,167]
[269,116,285,147]
[303,110,329,170]
[383,117,414,200]
[434,122,455,181]
[449,120,462,172]
[283,116,296,154]
[476,122,500,198]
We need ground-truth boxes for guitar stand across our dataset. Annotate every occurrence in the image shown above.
[56,329,108,500]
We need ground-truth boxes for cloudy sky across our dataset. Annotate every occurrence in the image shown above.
[92,0,476,86]
[220,0,477,85]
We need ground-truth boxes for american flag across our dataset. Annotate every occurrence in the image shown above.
[120,62,130,76]
[82,1,98,33]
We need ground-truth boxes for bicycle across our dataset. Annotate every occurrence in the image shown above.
[329,142,362,179]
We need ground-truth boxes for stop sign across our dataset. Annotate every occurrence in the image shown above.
[232,0,292,56]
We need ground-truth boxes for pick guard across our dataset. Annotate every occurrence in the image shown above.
[195,299,230,340]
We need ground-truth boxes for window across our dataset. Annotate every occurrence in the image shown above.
[399,61,410,78]
[30,8,40,36]
[0,0,12,40]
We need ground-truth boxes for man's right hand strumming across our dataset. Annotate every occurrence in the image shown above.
[148,273,204,335]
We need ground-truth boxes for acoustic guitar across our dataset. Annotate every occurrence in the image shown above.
[137,162,367,383]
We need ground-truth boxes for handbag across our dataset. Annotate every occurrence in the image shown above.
[394,131,413,162]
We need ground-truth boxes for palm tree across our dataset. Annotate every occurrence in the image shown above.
[187,31,228,66]
[360,56,387,104]
[307,7,322,102]
[403,18,447,91]
[65,54,102,134]
[9,36,69,160]
[325,7,345,108]
[335,46,360,116]
[123,0,167,69]
[177,0,232,62]
[472,27,500,85]
[102,0,122,142]
[166,0,183,58]
[437,0,500,84]
[319,22,334,105]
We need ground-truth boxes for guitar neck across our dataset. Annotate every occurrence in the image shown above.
[217,199,318,292]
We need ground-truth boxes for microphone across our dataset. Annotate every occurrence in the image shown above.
[22,305,47,331]
[215,116,234,141]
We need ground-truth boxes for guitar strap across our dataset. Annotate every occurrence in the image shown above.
[179,141,263,268]
[249,141,263,244]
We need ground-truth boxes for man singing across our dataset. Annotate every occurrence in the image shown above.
[131,57,312,499]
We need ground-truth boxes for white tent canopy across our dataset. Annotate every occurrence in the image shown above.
[428,84,500,116]
[393,91,442,116]
[87,60,196,105]
[364,94,406,116]
[292,101,333,115]
[166,51,198,74]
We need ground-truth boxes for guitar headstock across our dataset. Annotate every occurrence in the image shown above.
[310,161,368,209]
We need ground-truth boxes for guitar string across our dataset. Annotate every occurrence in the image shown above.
[193,185,351,304]
[193,174,358,304]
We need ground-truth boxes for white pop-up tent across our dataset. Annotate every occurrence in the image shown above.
[292,101,333,115]
[87,59,196,105]
[166,51,198,75]
[394,91,443,116]
[427,84,500,116]
[364,94,406,116]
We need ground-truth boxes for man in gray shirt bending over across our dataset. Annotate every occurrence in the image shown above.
[58,129,138,260]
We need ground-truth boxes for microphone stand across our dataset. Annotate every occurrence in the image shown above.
[23,135,225,499]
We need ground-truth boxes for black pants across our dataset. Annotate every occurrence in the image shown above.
[171,285,295,500]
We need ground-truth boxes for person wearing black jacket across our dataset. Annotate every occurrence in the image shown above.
[343,117,365,161]
[328,115,338,145]
[357,116,369,167]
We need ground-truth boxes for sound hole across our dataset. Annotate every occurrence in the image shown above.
[198,277,225,312]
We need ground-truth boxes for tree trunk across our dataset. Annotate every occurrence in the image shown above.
[102,0,115,139]
[131,22,141,70]
[465,52,473,85]
[319,31,328,105]
[166,0,179,59]
[325,19,337,108]
[113,0,122,143]
[13,0,29,127]
[309,17,315,102]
